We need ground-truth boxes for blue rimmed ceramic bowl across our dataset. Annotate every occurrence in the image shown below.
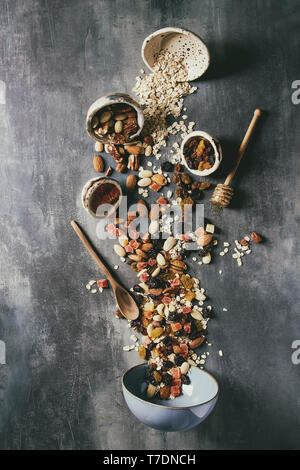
[122,364,219,432]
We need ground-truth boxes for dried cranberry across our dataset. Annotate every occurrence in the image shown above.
[181,374,190,385]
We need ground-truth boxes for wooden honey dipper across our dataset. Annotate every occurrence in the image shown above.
[211,109,262,208]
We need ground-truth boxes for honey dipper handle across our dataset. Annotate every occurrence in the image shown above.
[70,220,116,287]
[224,109,261,186]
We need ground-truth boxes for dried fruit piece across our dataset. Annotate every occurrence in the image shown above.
[97,279,108,288]
[197,232,213,247]
[160,385,171,399]
[153,371,162,383]
[151,327,163,338]
[251,232,262,243]
[152,174,167,186]
[170,385,181,397]
[139,345,147,360]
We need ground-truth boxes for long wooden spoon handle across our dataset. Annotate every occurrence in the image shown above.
[224,109,261,187]
[71,220,114,285]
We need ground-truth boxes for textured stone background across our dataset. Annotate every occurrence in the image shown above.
[0,0,299,450]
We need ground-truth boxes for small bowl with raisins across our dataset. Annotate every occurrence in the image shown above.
[181,131,222,177]
[86,92,144,145]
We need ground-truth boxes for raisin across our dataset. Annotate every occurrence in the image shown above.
[130,319,140,328]
[162,373,173,385]
[168,312,181,322]
[147,342,155,351]
[163,336,172,346]
[181,374,191,385]
[161,161,174,172]
[161,360,174,371]
[174,330,184,337]
[174,355,186,366]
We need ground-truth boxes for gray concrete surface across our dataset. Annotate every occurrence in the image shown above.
[0,0,299,450]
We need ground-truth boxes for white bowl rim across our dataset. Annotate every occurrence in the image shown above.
[122,363,219,410]
[141,27,210,80]
[181,130,222,176]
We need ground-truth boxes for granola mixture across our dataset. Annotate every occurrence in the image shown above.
[86,50,263,401]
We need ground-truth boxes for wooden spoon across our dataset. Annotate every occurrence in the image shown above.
[211,109,262,208]
[71,220,139,321]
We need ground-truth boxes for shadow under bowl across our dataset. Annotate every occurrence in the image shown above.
[122,364,219,432]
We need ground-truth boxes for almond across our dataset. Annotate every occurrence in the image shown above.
[190,336,205,349]
[135,249,148,259]
[124,145,144,155]
[163,237,176,252]
[95,141,103,152]
[149,205,160,221]
[113,244,126,257]
[156,253,166,266]
[141,243,153,252]
[99,110,112,124]
[128,254,143,262]
[137,199,148,217]
[139,170,153,178]
[138,177,151,187]
[126,174,137,191]
[93,154,104,172]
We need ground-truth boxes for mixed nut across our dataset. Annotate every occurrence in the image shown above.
[91,103,140,144]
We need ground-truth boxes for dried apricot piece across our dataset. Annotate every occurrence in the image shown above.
[153,371,162,383]
[160,386,171,400]
[151,327,163,338]
[185,290,196,301]
[138,345,147,360]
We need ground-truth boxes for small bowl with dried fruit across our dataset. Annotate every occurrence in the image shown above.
[181,131,222,177]
[122,363,219,432]
[86,93,144,145]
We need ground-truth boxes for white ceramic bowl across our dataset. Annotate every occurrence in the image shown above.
[81,176,122,219]
[123,364,219,432]
[86,92,144,144]
[181,131,222,177]
[142,27,210,81]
